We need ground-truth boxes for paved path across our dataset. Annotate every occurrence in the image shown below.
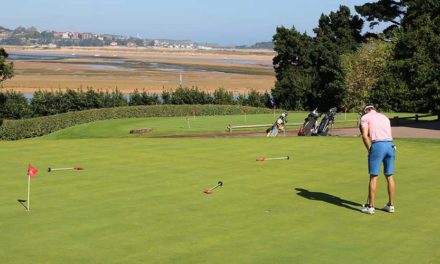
[332,121,440,139]
[178,121,440,139]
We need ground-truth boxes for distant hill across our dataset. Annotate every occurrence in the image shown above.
[0,26,12,32]
[0,24,272,49]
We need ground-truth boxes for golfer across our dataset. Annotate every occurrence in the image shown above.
[360,104,396,215]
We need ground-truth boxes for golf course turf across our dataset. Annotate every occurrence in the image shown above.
[1,115,439,263]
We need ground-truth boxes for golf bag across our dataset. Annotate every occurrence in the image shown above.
[313,107,337,136]
[298,109,320,136]
[266,112,287,137]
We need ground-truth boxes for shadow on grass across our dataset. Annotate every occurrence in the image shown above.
[295,188,361,212]
[17,199,28,210]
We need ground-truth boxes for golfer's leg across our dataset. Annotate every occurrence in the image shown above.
[386,175,395,205]
[369,176,378,207]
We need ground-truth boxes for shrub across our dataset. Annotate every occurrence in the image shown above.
[0,90,32,119]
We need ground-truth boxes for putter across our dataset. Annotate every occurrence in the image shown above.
[362,196,370,208]
[48,166,84,172]
[204,181,223,194]
[256,156,290,161]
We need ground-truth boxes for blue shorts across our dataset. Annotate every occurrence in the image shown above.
[368,141,396,176]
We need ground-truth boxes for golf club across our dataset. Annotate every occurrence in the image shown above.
[362,196,370,208]
[204,181,223,194]
[256,156,290,162]
[48,166,84,172]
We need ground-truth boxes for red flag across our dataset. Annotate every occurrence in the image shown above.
[27,164,38,177]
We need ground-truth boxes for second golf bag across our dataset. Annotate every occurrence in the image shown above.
[313,107,337,136]
[298,109,320,136]
[266,112,287,137]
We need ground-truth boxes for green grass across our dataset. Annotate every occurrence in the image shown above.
[40,112,425,139]
[1,116,439,263]
[39,112,364,139]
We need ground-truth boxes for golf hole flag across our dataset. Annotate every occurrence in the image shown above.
[28,164,38,177]
[25,164,38,211]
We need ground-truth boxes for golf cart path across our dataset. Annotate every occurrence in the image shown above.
[332,121,440,138]
[179,121,440,139]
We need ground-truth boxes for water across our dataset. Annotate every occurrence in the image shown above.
[8,51,272,74]
[9,52,271,66]
[84,64,128,71]
[8,52,115,61]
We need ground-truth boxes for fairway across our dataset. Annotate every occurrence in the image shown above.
[1,123,440,263]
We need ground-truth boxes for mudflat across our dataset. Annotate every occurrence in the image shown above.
[3,46,276,94]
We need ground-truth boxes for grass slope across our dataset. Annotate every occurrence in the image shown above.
[40,112,428,140]
[1,135,440,263]
[40,113,363,139]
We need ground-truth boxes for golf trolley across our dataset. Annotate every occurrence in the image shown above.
[298,107,337,136]
[298,109,320,136]
[266,112,288,137]
[313,107,337,136]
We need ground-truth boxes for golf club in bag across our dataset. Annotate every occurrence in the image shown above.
[313,107,337,136]
[298,109,320,136]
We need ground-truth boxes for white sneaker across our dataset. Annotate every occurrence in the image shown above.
[361,205,375,215]
[383,204,395,213]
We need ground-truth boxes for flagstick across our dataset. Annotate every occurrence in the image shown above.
[27,174,31,211]
[186,117,191,129]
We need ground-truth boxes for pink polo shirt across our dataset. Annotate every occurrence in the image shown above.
[360,110,393,142]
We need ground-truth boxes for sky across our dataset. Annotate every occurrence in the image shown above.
[0,0,374,46]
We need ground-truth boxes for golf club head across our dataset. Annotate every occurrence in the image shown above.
[217,181,223,187]
[47,167,52,172]
[287,156,290,160]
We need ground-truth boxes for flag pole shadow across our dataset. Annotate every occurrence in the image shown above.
[17,199,28,210]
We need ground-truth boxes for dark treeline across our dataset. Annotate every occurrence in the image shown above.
[0,87,272,120]
[272,1,440,113]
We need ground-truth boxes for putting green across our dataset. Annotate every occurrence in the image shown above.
[1,118,439,263]
[39,112,419,139]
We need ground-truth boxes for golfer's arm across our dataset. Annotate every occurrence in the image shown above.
[361,126,371,151]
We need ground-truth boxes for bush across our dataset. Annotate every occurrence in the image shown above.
[213,88,234,105]
[0,90,32,119]
[171,87,213,104]
[128,89,160,106]
[0,104,272,140]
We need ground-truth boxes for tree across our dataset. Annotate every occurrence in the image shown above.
[271,6,364,111]
[271,26,315,110]
[340,38,393,111]
[213,87,234,105]
[312,5,364,110]
[355,0,406,30]
[392,0,440,112]
[0,47,14,85]
[0,90,31,119]
[357,0,440,113]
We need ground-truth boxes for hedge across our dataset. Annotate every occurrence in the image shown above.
[0,104,272,140]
